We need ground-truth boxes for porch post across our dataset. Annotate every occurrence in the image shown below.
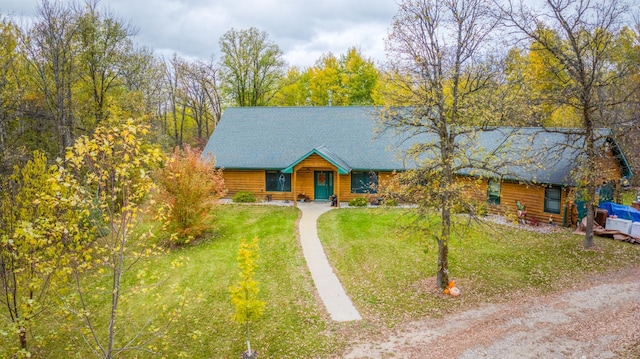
[292,167,297,208]
[336,171,341,208]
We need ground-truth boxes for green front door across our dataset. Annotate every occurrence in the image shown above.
[314,171,333,201]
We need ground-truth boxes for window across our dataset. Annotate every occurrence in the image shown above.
[544,186,561,214]
[351,171,378,194]
[487,179,501,205]
[265,171,291,192]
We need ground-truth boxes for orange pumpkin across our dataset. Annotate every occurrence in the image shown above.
[444,288,450,295]
[448,280,455,288]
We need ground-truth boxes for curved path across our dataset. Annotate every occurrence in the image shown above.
[297,203,362,322]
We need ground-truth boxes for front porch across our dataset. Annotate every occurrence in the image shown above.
[282,148,350,207]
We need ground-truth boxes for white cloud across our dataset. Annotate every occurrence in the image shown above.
[285,22,388,68]
[2,0,396,67]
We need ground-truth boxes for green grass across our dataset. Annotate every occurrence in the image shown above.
[318,208,640,329]
[2,205,639,358]
[147,205,346,357]
[1,205,348,358]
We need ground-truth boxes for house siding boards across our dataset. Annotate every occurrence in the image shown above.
[473,145,622,225]
[223,170,265,199]
[596,148,623,183]
[502,182,560,224]
[221,167,395,203]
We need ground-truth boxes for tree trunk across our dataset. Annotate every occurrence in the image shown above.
[583,101,596,248]
[179,104,186,147]
[436,238,449,289]
[18,325,27,350]
[584,198,595,248]
[437,196,451,289]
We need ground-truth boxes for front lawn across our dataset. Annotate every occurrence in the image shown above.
[318,208,640,331]
[1,205,349,358]
[4,205,638,358]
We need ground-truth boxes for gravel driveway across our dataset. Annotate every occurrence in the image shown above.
[344,266,640,358]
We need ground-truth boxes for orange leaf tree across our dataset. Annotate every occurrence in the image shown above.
[155,145,226,245]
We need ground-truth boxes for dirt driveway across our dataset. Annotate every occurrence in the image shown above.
[344,266,640,358]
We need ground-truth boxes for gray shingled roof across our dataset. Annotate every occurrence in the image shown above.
[202,106,632,186]
[202,106,417,172]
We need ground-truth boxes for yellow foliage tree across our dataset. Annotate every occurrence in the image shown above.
[0,151,85,355]
[229,238,265,358]
[59,119,167,359]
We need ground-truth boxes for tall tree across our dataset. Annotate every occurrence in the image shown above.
[381,0,501,289]
[270,66,309,106]
[219,27,286,106]
[12,0,155,160]
[24,0,78,156]
[497,0,638,248]
[608,24,640,184]
[180,58,222,143]
[271,48,379,106]
[160,54,188,147]
[307,52,344,106]
[74,0,138,128]
[0,17,23,174]
[340,47,379,105]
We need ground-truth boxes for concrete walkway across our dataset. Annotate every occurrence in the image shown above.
[297,203,362,322]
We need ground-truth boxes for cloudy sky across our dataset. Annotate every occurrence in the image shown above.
[2,0,398,68]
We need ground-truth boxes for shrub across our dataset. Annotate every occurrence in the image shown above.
[155,145,227,245]
[475,202,489,216]
[348,197,368,207]
[383,198,399,207]
[233,191,256,203]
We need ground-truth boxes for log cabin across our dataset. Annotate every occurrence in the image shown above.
[202,106,633,227]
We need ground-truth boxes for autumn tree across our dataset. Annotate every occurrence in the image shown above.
[229,238,265,358]
[371,71,415,106]
[119,46,164,118]
[381,0,503,289]
[608,25,640,185]
[74,0,139,127]
[23,0,78,156]
[155,54,223,148]
[160,54,189,147]
[497,0,638,248]
[272,47,379,106]
[270,66,309,106]
[0,17,24,174]
[340,47,379,105]
[180,58,222,143]
[58,120,166,358]
[0,151,85,355]
[155,145,226,245]
[307,52,345,105]
[13,0,154,160]
[219,27,286,106]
